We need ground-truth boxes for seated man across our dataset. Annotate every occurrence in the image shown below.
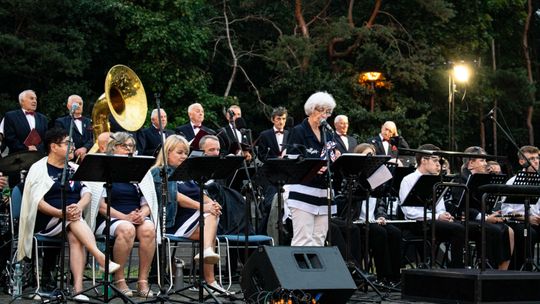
[399,144,465,268]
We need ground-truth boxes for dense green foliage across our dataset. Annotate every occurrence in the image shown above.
[0,0,538,159]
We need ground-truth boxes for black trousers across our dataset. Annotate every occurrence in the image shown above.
[508,222,539,270]
[364,223,402,282]
[405,220,465,268]
[467,221,512,267]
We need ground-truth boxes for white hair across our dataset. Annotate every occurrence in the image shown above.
[187,103,203,113]
[151,108,167,119]
[334,114,348,124]
[18,90,35,103]
[304,91,336,116]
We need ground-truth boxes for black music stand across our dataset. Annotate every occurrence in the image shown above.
[459,174,506,268]
[261,158,325,245]
[169,155,244,303]
[502,172,540,271]
[332,154,390,298]
[71,153,155,303]
[401,175,444,268]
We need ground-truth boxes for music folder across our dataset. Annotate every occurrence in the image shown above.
[24,128,41,147]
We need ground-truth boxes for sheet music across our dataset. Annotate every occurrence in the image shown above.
[367,164,393,190]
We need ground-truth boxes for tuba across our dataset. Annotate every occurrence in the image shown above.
[90,65,147,152]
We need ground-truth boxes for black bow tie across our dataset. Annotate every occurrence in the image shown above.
[193,125,201,129]
[25,111,35,116]
[275,130,284,134]
[73,116,83,120]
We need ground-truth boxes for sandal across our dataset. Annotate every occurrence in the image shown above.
[114,279,133,297]
[136,280,154,297]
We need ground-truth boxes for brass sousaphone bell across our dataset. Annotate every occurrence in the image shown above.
[90,65,147,152]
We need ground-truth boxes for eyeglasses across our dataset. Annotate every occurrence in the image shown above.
[117,143,135,150]
[527,156,540,161]
[314,107,333,115]
[57,140,74,146]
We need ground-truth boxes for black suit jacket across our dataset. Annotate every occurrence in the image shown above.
[175,123,215,142]
[333,134,358,154]
[217,124,250,155]
[4,109,48,153]
[137,126,174,156]
[256,128,289,162]
[54,115,93,151]
[367,135,409,157]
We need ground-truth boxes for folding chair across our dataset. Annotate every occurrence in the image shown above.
[164,234,225,292]
[218,234,274,290]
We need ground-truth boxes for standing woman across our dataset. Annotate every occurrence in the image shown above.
[94,132,157,297]
[151,135,226,293]
[286,91,340,246]
[17,128,120,301]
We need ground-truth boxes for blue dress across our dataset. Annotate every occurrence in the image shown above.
[167,181,202,237]
[35,164,84,233]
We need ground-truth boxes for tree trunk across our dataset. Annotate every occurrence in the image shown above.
[523,0,535,145]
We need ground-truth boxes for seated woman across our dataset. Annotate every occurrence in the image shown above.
[94,132,157,297]
[17,127,120,301]
[151,135,226,293]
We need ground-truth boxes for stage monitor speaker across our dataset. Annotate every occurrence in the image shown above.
[241,245,356,304]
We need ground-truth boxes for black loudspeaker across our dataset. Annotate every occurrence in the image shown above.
[241,246,356,304]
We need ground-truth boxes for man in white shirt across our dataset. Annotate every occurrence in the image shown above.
[399,144,464,268]
[501,145,540,269]
[333,115,357,153]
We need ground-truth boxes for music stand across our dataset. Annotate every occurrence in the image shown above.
[260,158,325,245]
[71,153,155,303]
[501,171,540,271]
[331,154,389,299]
[401,175,445,268]
[169,155,244,303]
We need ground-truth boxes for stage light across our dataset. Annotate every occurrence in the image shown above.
[453,64,471,83]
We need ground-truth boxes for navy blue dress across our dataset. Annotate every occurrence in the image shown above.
[167,181,202,237]
[35,164,84,233]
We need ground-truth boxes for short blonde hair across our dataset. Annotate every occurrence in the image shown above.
[154,135,190,168]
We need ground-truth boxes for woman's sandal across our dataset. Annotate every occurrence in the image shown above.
[135,280,154,297]
[114,279,133,297]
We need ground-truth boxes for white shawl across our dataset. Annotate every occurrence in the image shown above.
[16,157,80,261]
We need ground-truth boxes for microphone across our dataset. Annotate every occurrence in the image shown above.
[70,103,79,116]
[482,108,495,122]
[319,119,334,133]
[235,117,248,130]
[285,117,294,129]
[228,109,236,120]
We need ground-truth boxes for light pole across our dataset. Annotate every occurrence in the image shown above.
[358,72,382,112]
[448,63,471,151]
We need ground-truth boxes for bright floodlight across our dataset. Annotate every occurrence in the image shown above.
[453,64,470,83]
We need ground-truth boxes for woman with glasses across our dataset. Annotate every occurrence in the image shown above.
[94,131,158,297]
[285,91,340,246]
[17,128,120,301]
[460,146,514,270]
[151,135,227,293]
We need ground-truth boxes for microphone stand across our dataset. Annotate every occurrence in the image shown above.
[230,118,257,263]
[321,126,334,246]
[56,107,78,302]
[142,93,172,303]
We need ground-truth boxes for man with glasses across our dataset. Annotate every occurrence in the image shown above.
[399,144,465,268]
[137,108,174,156]
[501,145,540,270]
